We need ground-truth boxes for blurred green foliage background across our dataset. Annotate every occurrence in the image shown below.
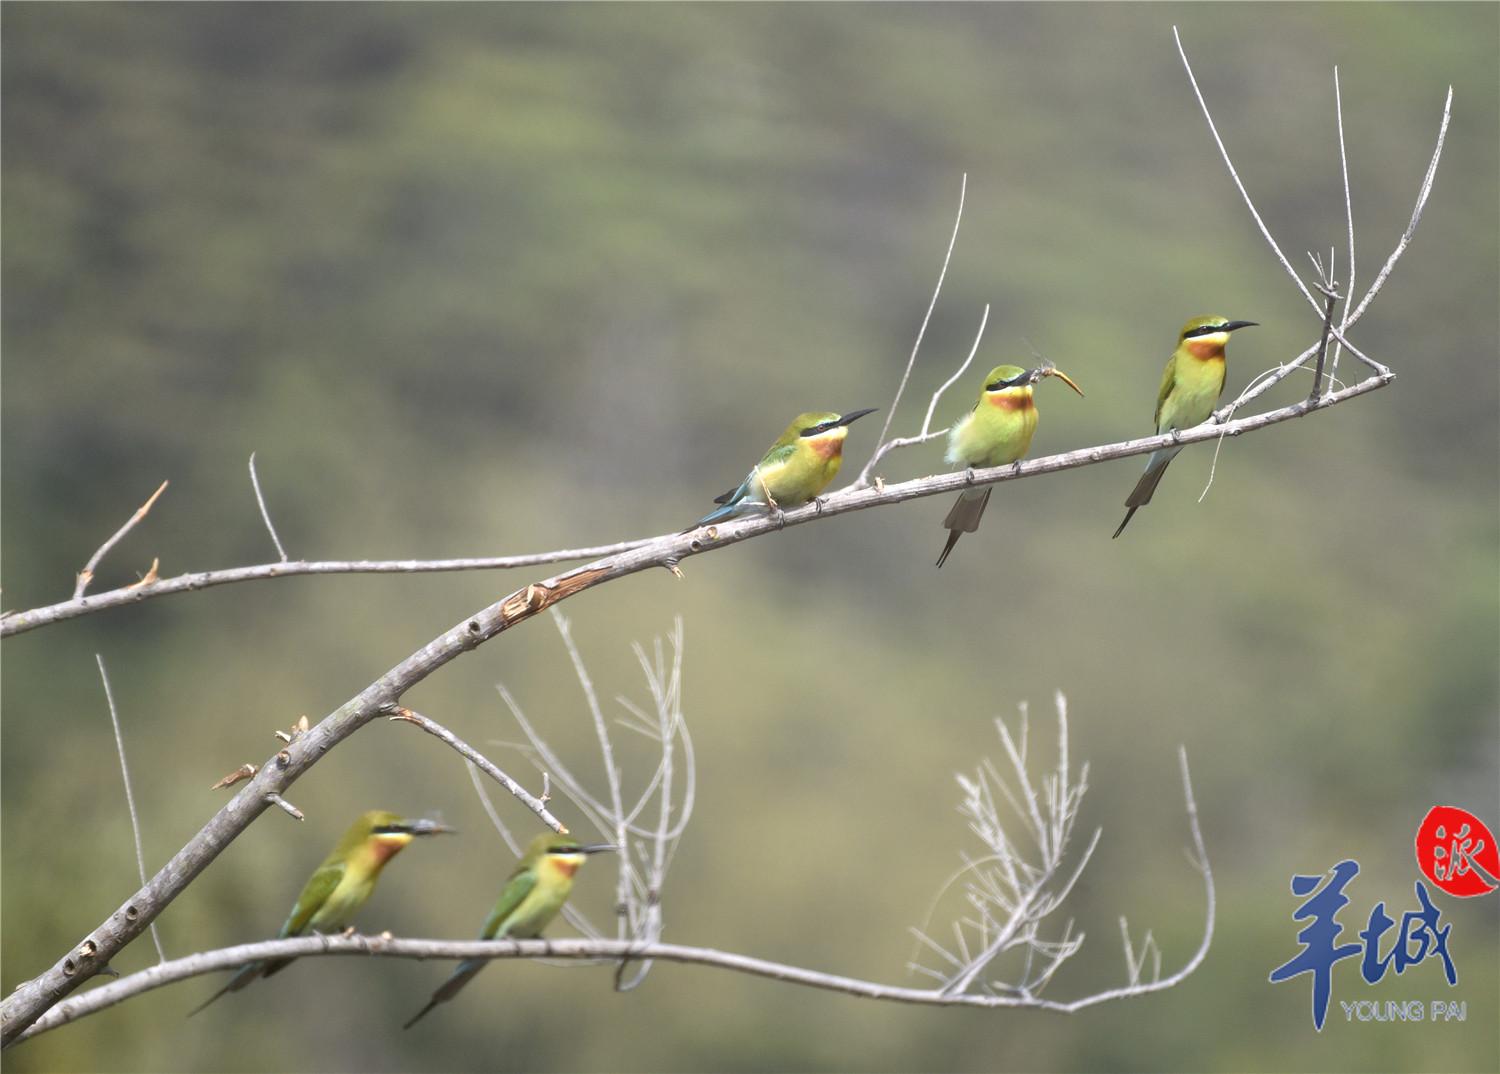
[3,4,1496,1072]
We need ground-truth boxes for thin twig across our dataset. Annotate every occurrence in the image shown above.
[1176,32,1432,416]
[855,173,966,488]
[73,481,168,599]
[923,304,990,437]
[389,708,564,832]
[1309,282,1340,401]
[464,763,599,937]
[95,655,167,965]
[550,612,628,932]
[1346,84,1452,327]
[247,453,289,562]
[859,303,992,481]
[1174,27,1320,317]
[1331,67,1355,391]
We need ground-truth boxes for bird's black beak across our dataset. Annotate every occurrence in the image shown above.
[1223,320,1258,333]
[401,818,456,837]
[836,408,878,427]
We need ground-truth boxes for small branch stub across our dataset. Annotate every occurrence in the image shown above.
[210,764,257,790]
[265,793,304,822]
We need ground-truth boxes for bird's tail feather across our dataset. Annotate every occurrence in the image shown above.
[1113,447,1180,539]
[186,961,263,1017]
[258,956,296,980]
[936,488,991,567]
[403,957,487,1030]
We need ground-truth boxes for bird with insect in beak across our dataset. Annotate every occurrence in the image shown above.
[189,810,453,1015]
[403,831,617,1029]
[936,362,1085,567]
[1113,315,1257,538]
[688,408,877,530]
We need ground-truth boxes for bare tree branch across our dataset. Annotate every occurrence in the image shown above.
[71,481,168,600]
[0,35,1446,1037]
[247,453,289,562]
[0,358,1393,1047]
[1331,67,1355,391]
[2,539,659,638]
[550,610,630,931]
[95,655,166,965]
[858,303,991,485]
[1346,84,1452,326]
[13,745,1208,1044]
[388,708,565,833]
[1174,27,1321,317]
[1,362,1390,645]
[1211,78,1449,419]
[855,173,966,488]
[483,617,694,986]
[910,695,1210,1010]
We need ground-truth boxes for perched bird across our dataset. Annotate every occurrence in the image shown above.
[936,363,1084,567]
[403,832,616,1029]
[1113,316,1257,538]
[689,408,877,529]
[189,811,453,1015]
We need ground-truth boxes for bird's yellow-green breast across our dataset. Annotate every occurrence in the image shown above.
[189,810,452,1015]
[1155,316,1256,432]
[1112,315,1256,539]
[402,831,615,1029]
[946,365,1039,469]
[754,410,869,505]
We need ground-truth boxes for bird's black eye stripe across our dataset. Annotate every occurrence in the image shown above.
[1184,323,1228,339]
[801,421,838,437]
[549,844,582,855]
[985,375,1023,391]
[372,825,405,835]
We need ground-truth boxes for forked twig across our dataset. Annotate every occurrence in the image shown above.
[73,481,168,599]
[856,173,967,488]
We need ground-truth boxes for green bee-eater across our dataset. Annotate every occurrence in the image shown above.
[936,363,1084,567]
[189,810,453,1015]
[403,832,616,1029]
[689,408,877,529]
[1112,316,1257,538]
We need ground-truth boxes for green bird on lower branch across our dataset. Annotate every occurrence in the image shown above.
[1113,315,1257,538]
[936,362,1084,567]
[189,810,453,1016]
[403,832,617,1029]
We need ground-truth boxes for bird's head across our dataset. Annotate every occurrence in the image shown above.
[775,408,877,451]
[344,810,455,863]
[980,364,1040,409]
[523,831,619,878]
[1177,315,1258,355]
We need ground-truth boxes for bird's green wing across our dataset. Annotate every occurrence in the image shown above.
[479,867,539,939]
[757,441,798,470]
[1152,355,1177,431]
[278,860,345,938]
[717,440,797,507]
[749,442,799,495]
